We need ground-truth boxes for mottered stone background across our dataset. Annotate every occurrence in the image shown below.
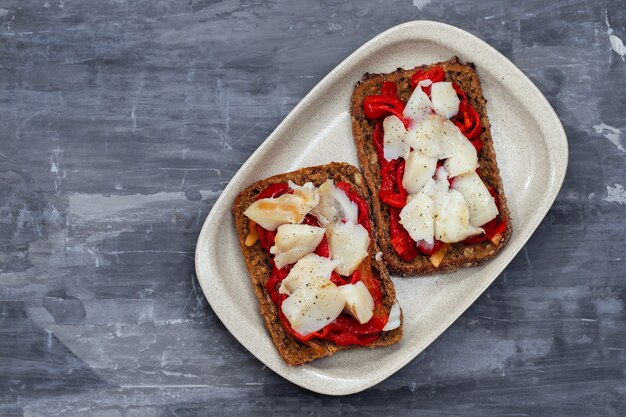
[0,0,625,416]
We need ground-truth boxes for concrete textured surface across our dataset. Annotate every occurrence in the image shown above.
[0,0,625,416]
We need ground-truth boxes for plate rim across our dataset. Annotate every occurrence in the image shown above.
[195,20,569,395]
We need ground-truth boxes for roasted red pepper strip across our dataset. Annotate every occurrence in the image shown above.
[266,262,291,305]
[255,183,291,200]
[330,271,348,286]
[353,197,371,233]
[327,315,385,335]
[314,237,330,258]
[451,83,483,145]
[325,332,380,346]
[417,240,443,256]
[381,81,398,97]
[372,121,386,168]
[363,82,411,128]
[379,160,399,205]
[486,187,507,239]
[470,137,484,153]
[458,100,483,140]
[389,207,419,261]
[462,216,507,244]
[492,219,507,237]
[396,159,407,196]
[488,185,502,211]
[354,257,383,304]
[451,82,468,101]
[363,95,406,120]
[349,269,360,285]
[313,235,330,258]
[336,181,371,233]
[257,226,276,251]
[462,231,489,244]
[410,66,446,94]
[379,159,408,209]
[371,303,389,329]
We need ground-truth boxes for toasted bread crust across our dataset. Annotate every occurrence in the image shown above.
[350,57,512,275]
[232,162,402,366]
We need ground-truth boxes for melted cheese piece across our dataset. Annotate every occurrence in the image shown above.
[405,114,446,158]
[279,254,339,296]
[327,222,370,276]
[310,179,357,227]
[403,86,433,122]
[441,123,478,177]
[402,149,437,195]
[430,82,460,119]
[431,168,483,243]
[270,224,325,269]
[430,166,450,203]
[433,189,483,242]
[281,278,345,336]
[451,171,499,227]
[404,112,477,179]
[338,281,374,324]
[382,301,401,331]
[382,115,408,160]
[243,184,319,231]
[399,179,436,245]
[417,79,433,88]
[288,181,319,206]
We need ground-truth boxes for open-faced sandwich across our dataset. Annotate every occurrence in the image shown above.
[351,57,512,275]
[232,162,402,365]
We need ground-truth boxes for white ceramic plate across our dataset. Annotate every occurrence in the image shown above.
[195,21,568,395]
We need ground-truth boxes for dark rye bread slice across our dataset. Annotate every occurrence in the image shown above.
[232,162,402,366]
[350,57,512,276]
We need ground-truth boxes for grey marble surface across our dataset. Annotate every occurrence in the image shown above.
[1,0,625,415]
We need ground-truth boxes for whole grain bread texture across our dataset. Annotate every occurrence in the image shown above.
[232,162,402,366]
[350,57,512,276]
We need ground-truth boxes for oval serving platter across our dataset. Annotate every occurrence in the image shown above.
[195,21,568,395]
